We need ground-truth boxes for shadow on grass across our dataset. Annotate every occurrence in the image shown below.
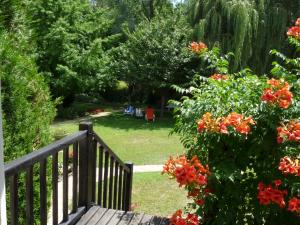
[92,112,175,131]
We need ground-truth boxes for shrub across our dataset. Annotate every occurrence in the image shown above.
[0,32,56,224]
[164,20,300,224]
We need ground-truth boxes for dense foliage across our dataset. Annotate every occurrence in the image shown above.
[0,33,56,161]
[164,21,300,224]
[1,1,55,223]
[0,31,55,225]
[1,0,300,223]
[27,0,121,105]
[185,0,300,73]
[112,12,195,115]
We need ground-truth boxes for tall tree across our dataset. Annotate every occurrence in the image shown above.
[27,0,120,105]
[0,1,56,223]
[186,0,300,73]
[112,12,196,116]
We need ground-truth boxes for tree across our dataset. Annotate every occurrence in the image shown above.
[0,31,56,225]
[113,12,196,116]
[1,1,56,223]
[27,0,120,105]
[185,0,300,73]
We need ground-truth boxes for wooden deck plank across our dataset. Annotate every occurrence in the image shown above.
[128,213,144,225]
[150,216,162,225]
[95,209,116,225]
[106,210,125,225]
[159,217,169,225]
[76,206,103,225]
[85,207,108,225]
[75,207,168,225]
[139,215,154,225]
[118,211,135,225]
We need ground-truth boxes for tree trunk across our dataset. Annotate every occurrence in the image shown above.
[149,0,154,19]
[160,91,167,118]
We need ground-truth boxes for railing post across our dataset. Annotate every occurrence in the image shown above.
[78,122,93,209]
[124,162,133,211]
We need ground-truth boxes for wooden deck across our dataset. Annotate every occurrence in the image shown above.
[76,206,169,225]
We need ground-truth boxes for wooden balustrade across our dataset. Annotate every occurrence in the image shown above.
[4,122,133,225]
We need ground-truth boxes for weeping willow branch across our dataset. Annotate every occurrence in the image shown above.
[187,0,300,73]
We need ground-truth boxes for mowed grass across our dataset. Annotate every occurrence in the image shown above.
[132,172,188,217]
[52,112,186,216]
[52,112,184,165]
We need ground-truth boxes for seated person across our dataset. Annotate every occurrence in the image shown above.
[124,105,135,116]
[145,105,155,121]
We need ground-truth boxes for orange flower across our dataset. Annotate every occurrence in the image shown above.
[273,180,282,187]
[170,210,199,225]
[287,18,300,39]
[197,112,220,133]
[195,199,205,206]
[210,74,228,81]
[162,155,210,187]
[197,112,255,135]
[288,197,300,213]
[257,182,287,208]
[267,78,289,89]
[189,41,208,54]
[278,156,300,176]
[287,26,300,39]
[221,113,255,135]
[277,121,300,143]
[261,79,293,109]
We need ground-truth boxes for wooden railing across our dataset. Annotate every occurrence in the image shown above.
[4,122,133,225]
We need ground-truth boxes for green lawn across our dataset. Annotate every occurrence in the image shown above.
[52,112,184,165]
[53,111,186,216]
[132,172,188,217]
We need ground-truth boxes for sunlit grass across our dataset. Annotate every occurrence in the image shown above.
[52,112,184,165]
[132,172,188,217]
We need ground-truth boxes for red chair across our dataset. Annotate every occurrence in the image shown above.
[145,107,155,121]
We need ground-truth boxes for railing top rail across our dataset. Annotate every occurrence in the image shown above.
[5,130,87,176]
[92,132,130,173]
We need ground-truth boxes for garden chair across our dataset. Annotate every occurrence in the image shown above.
[124,105,135,116]
[135,108,144,118]
[145,106,155,122]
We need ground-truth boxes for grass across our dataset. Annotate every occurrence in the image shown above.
[132,172,188,217]
[52,109,186,216]
[52,112,184,165]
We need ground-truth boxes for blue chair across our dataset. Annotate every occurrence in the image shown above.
[124,105,135,116]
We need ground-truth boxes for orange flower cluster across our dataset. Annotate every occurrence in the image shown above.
[210,74,228,80]
[277,121,300,143]
[261,79,293,109]
[187,188,211,206]
[197,112,220,133]
[163,154,211,217]
[162,155,210,187]
[170,210,199,225]
[287,18,300,40]
[189,42,208,54]
[288,197,300,213]
[278,156,300,176]
[257,181,287,208]
[197,112,255,135]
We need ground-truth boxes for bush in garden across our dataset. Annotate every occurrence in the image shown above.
[163,19,300,224]
[0,32,56,224]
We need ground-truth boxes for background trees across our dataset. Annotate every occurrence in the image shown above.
[112,12,195,116]
[186,0,300,73]
[27,0,121,106]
